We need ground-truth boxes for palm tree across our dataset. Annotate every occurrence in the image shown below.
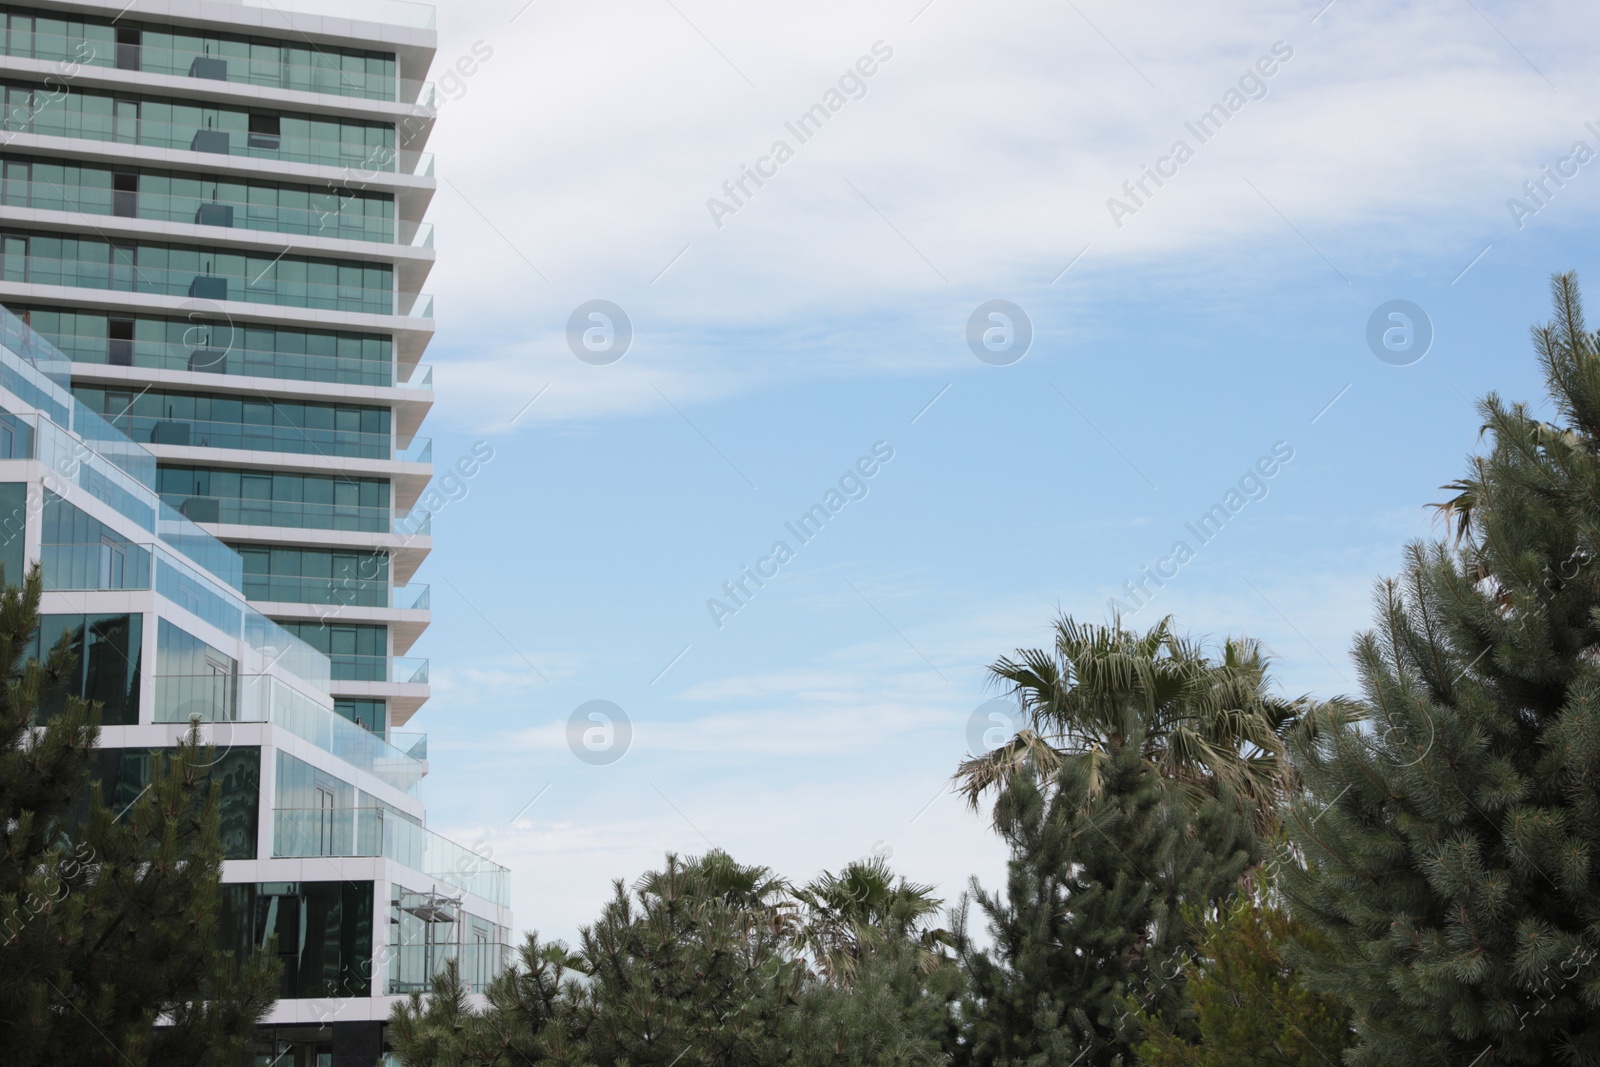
[792,856,950,985]
[954,615,1334,834]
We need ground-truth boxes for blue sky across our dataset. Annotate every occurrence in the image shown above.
[399,0,1599,943]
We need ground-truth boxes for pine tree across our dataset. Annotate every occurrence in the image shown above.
[961,738,1253,1067]
[1132,875,1351,1067]
[1284,273,1600,1066]
[576,849,797,1067]
[0,564,278,1065]
[389,938,593,1067]
[783,928,964,1067]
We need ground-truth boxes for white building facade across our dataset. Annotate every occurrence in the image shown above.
[0,2,505,1063]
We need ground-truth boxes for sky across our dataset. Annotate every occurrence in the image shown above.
[396,0,1600,946]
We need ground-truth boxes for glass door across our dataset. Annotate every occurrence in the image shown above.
[98,537,126,589]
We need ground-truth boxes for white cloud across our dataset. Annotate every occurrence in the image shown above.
[409,0,1600,427]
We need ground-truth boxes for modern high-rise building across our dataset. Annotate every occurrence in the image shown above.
[0,1,507,1062]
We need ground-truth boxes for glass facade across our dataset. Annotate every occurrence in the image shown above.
[0,80,398,169]
[234,545,389,607]
[220,881,374,999]
[0,156,395,242]
[0,8,399,101]
[40,489,152,591]
[157,467,391,532]
[74,386,393,459]
[0,480,22,583]
[0,0,497,1026]
[154,617,237,722]
[87,746,260,859]
[335,698,387,734]
[33,612,143,725]
[283,621,388,681]
[19,306,394,387]
[389,888,507,995]
[0,229,394,314]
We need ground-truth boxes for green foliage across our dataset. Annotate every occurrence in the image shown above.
[956,616,1326,838]
[783,928,964,1067]
[1284,272,1600,1065]
[578,850,797,1067]
[960,739,1254,1067]
[792,854,950,985]
[0,564,278,1066]
[1132,876,1351,1067]
[390,849,964,1067]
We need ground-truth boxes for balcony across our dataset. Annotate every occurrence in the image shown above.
[3,178,405,245]
[50,330,401,389]
[39,540,332,691]
[327,655,428,684]
[273,807,508,907]
[4,23,434,97]
[113,416,393,460]
[41,541,151,591]
[399,222,435,249]
[0,254,395,315]
[242,573,388,608]
[398,365,434,391]
[157,672,424,793]
[396,437,433,464]
[164,494,420,536]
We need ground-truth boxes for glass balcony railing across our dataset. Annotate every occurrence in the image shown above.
[399,221,434,249]
[391,656,429,684]
[273,807,508,906]
[108,415,391,460]
[242,573,389,607]
[40,331,397,389]
[325,655,428,683]
[1,109,398,172]
[161,494,405,534]
[394,583,429,611]
[398,365,433,391]
[395,437,432,463]
[40,541,152,591]
[157,673,423,792]
[0,255,394,315]
[391,732,427,761]
[36,538,330,690]
[2,180,398,244]
[1,27,422,100]
[330,654,385,681]
[0,302,334,695]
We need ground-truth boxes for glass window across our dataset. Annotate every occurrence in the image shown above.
[31,612,143,726]
[154,617,236,723]
[85,746,259,859]
[219,881,373,999]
